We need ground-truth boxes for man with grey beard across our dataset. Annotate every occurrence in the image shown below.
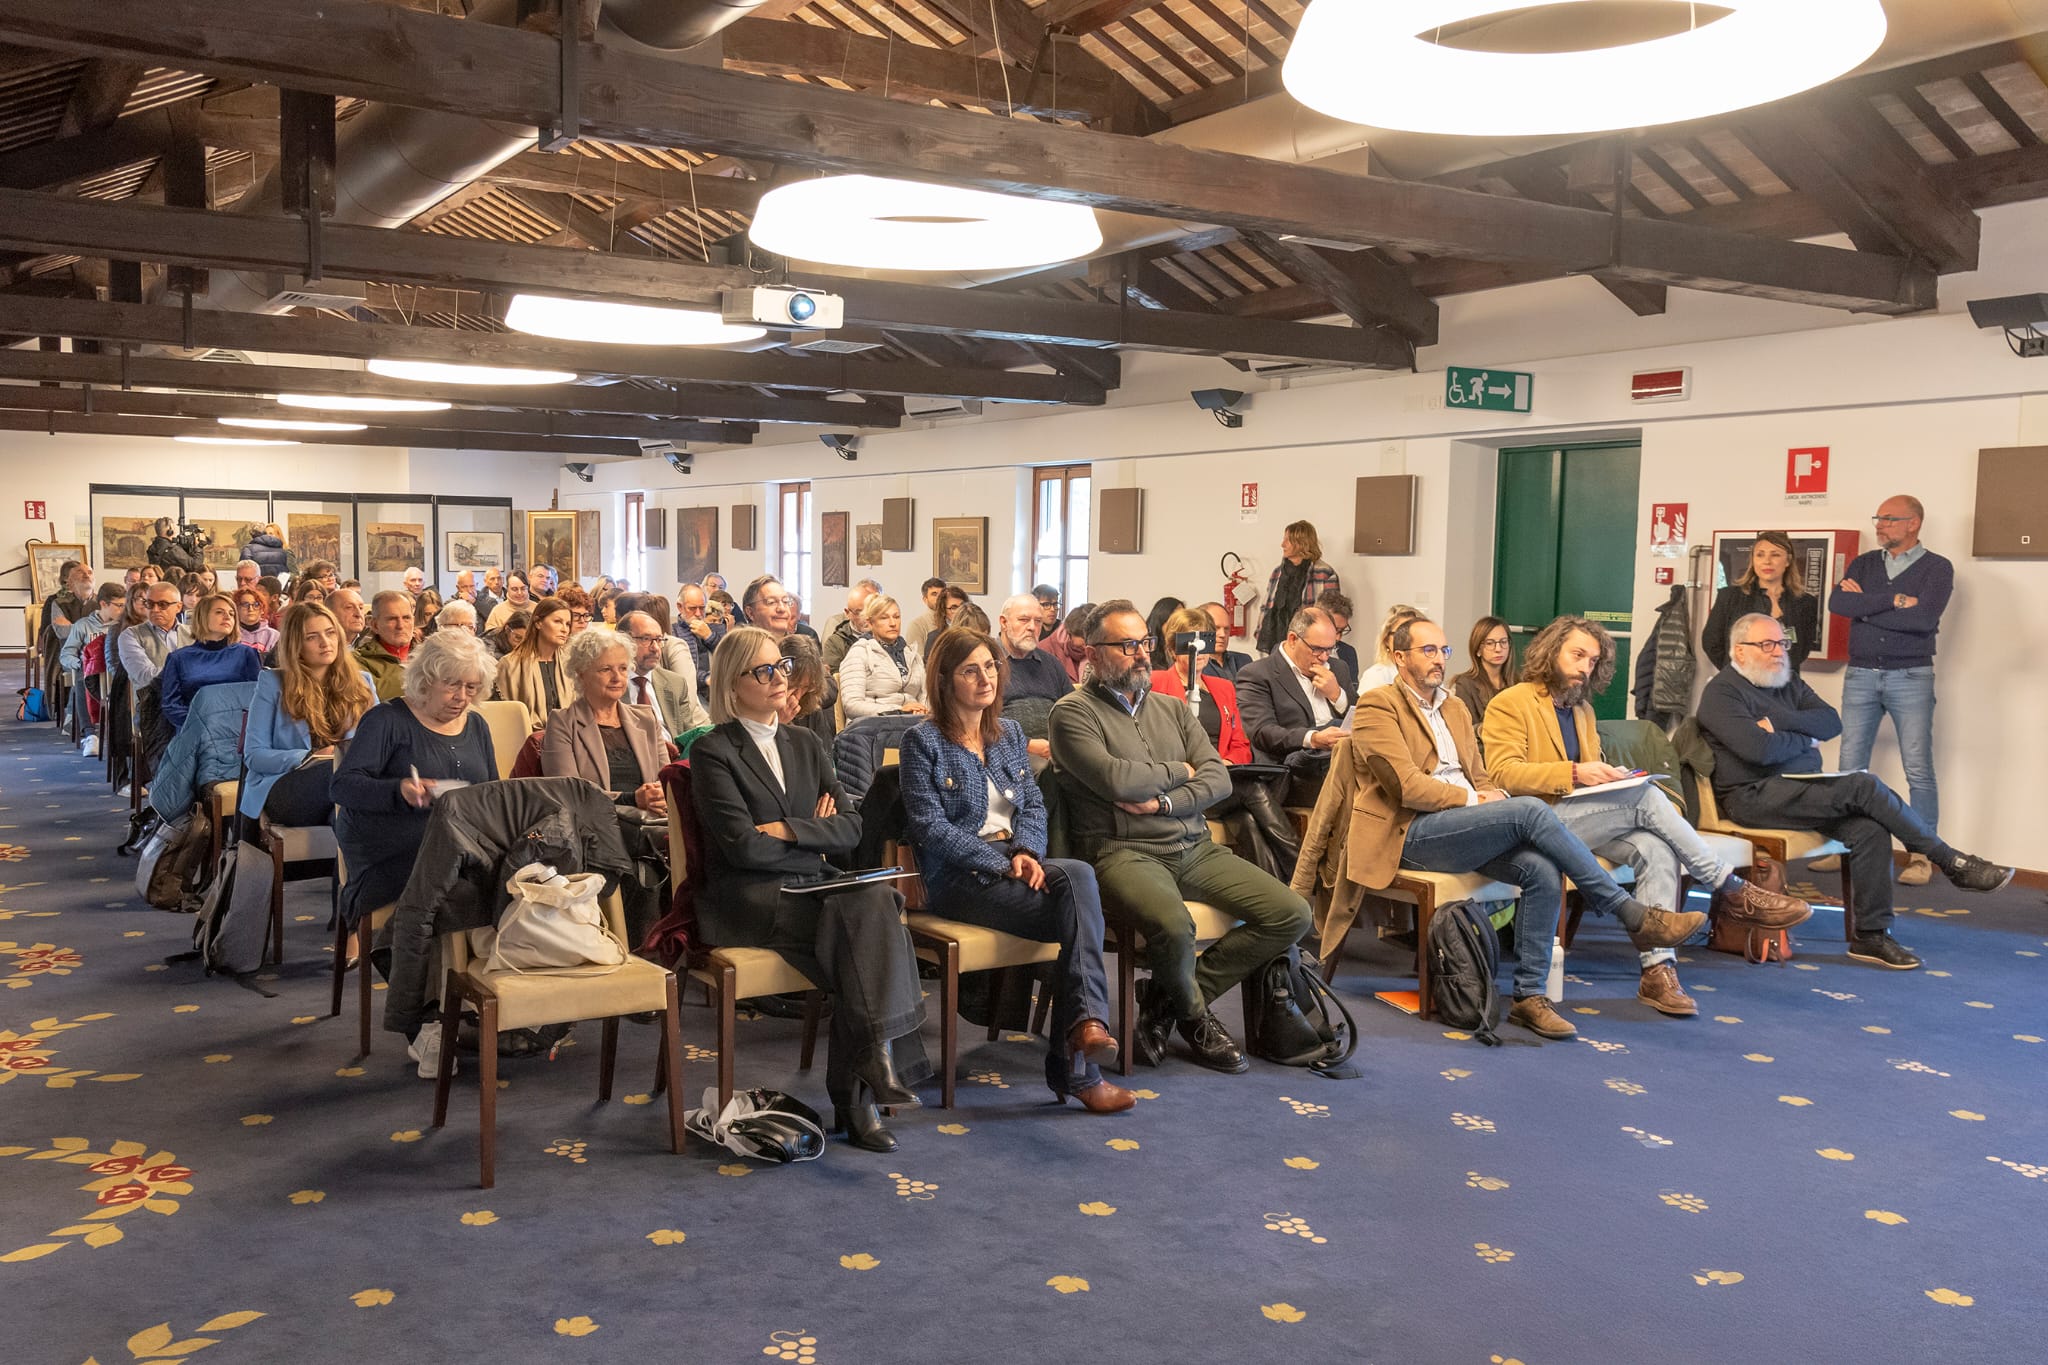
[1049,599,1311,1074]
[1697,613,2012,971]
[1483,616,1811,1017]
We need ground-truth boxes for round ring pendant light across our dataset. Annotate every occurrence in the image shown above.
[1282,0,1888,137]
[276,393,451,413]
[367,358,577,386]
[505,294,765,347]
[749,175,1103,272]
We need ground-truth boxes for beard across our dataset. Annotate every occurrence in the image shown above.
[1733,655,1791,689]
[1550,677,1588,709]
[1083,656,1148,698]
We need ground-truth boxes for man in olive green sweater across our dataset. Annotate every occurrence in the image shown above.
[1050,600,1312,1074]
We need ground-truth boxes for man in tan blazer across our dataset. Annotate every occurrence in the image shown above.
[1481,616,1810,1019]
[1347,617,1702,1040]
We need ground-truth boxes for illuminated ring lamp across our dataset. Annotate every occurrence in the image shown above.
[749,175,1103,272]
[505,294,765,346]
[1282,0,1888,137]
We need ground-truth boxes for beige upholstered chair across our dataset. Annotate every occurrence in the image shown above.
[257,814,338,968]
[1695,782,1855,941]
[429,887,685,1189]
[474,698,534,781]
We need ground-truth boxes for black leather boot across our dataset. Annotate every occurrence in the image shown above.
[1238,777,1302,872]
[852,1040,921,1109]
[831,1098,899,1153]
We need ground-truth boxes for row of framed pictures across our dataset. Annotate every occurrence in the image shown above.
[819,512,987,594]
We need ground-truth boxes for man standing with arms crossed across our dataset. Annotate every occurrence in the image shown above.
[1828,495,1951,885]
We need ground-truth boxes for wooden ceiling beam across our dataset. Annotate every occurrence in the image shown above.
[0,0,1933,312]
[480,150,763,216]
[55,59,146,137]
[1238,231,1437,346]
[0,188,1391,366]
[0,346,901,426]
[1496,156,1668,317]
[0,407,648,456]
[0,293,1103,404]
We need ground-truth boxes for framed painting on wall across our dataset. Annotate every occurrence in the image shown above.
[446,530,504,571]
[821,512,849,587]
[855,523,883,567]
[288,513,342,569]
[675,507,719,587]
[196,519,265,571]
[100,516,155,569]
[932,517,988,594]
[365,523,427,573]
[526,510,579,583]
[27,543,88,600]
[576,510,601,584]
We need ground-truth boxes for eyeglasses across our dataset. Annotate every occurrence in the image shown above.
[145,598,180,611]
[1399,645,1454,660]
[745,658,798,686]
[954,662,1002,680]
[1483,636,1512,651]
[1737,638,1790,653]
[569,611,592,625]
[627,633,665,646]
[1871,515,1913,525]
[1093,636,1154,658]
[1298,641,1334,659]
[1334,625,1352,639]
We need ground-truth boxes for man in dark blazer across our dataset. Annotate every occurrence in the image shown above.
[1236,606,1357,805]
[621,611,710,736]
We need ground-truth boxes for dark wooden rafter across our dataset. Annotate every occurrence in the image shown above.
[0,346,903,426]
[481,150,764,217]
[0,0,1936,311]
[0,408,652,456]
[55,59,146,137]
[1237,231,1437,348]
[1961,70,2041,149]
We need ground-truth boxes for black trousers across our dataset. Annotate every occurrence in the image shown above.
[1721,772,1945,937]
[239,761,334,844]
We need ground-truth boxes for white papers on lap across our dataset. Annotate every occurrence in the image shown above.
[1562,774,1651,799]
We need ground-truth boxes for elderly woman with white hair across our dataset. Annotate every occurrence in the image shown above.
[434,598,478,636]
[333,629,500,934]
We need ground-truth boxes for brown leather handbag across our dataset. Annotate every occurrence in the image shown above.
[1708,856,1795,964]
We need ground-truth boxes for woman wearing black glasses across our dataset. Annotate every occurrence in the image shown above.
[688,625,929,1153]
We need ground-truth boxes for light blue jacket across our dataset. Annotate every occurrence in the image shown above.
[151,681,257,823]
[238,667,374,820]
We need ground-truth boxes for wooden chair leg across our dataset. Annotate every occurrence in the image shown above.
[269,839,286,967]
[476,995,499,1190]
[716,961,736,1110]
[1414,887,1439,1022]
[329,917,349,1018]
[357,916,374,1056]
[1115,926,1136,1078]
[797,992,821,1071]
[598,1015,619,1103]
[985,964,1009,1044]
[661,974,685,1153]
[431,974,461,1128]
[940,940,960,1111]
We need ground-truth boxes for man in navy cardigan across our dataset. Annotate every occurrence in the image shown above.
[1827,494,1952,885]
[1697,613,2010,970]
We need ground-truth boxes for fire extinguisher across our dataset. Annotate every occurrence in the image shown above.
[1219,552,1254,641]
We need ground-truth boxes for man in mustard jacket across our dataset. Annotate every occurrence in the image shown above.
[1347,617,1702,1040]
[1481,616,1810,1018]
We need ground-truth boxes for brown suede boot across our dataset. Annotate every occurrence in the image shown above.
[1713,876,1814,930]
[1627,906,1708,951]
[1636,962,1698,1017]
[1509,995,1577,1039]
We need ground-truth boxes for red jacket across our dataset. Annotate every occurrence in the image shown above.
[1148,668,1252,765]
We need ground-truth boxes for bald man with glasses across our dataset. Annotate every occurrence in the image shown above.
[1697,613,2011,971]
[1048,599,1311,1074]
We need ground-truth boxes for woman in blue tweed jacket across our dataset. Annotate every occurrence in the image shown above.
[899,628,1135,1114]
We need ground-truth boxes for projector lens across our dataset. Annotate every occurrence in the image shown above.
[788,292,817,323]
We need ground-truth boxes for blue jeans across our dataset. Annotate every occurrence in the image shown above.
[1400,796,1635,999]
[1553,784,1734,971]
[1838,665,1937,833]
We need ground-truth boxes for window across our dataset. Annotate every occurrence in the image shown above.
[623,491,645,588]
[778,481,812,613]
[1031,464,1090,610]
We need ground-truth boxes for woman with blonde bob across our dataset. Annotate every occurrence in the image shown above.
[239,602,376,831]
[839,593,927,718]
[688,626,929,1153]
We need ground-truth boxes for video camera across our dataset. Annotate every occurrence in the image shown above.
[176,521,212,550]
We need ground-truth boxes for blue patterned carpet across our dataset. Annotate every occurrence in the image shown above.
[4,719,2044,1365]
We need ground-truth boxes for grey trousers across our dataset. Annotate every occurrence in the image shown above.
[1551,784,1733,969]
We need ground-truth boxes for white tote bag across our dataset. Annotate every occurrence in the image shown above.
[483,864,627,975]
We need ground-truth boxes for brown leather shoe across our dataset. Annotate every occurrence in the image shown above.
[1062,1079,1138,1114]
[1636,962,1698,1017]
[1627,906,1708,951]
[1714,877,1814,930]
[1068,1018,1119,1066]
[1509,995,1577,1039]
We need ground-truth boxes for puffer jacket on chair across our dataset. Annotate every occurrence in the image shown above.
[150,681,256,822]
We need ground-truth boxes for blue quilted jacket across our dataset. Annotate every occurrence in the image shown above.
[150,681,256,822]
[898,719,1047,899]
[832,712,921,809]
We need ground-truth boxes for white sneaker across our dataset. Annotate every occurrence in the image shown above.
[115,783,131,797]
[407,1029,456,1080]
[81,735,99,758]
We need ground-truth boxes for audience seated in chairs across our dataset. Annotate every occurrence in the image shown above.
[1695,612,2011,971]
[492,597,577,727]
[1143,596,1184,670]
[1357,603,1425,692]
[1449,615,1514,732]
[435,599,477,637]
[333,631,500,1075]
[688,625,930,1153]
[413,589,443,640]
[902,577,949,656]
[326,587,365,647]
[994,593,1072,711]
[485,609,529,661]
[1148,605,1300,876]
[1479,615,1810,1018]
[1197,601,1255,680]
[540,625,679,943]
[240,603,375,837]
[822,580,880,675]
[1235,605,1356,808]
[901,628,1133,1114]
[1040,604,1093,686]
[779,634,837,746]
[840,594,927,720]
[158,593,261,736]
[61,583,123,756]
[483,569,531,633]
[234,586,278,655]
[1348,616,1701,1042]
[619,610,710,739]
[354,591,415,703]
[1048,599,1311,1074]
[1314,590,1357,678]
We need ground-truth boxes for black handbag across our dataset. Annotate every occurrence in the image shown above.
[1252,950,1357,1069]
[686,1087,827,1164]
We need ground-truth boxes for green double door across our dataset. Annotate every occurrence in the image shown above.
[1493,443,1641,720]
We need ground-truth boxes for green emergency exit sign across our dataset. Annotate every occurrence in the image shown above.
[1446,366,1533,413]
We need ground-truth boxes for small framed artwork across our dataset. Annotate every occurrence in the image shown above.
[821,511,849,587]
[526,510,580,583]
[932,517,988,594]
[644,506,668,550]
[676,507,719,586]
[855,523,883,567]
[99,517,155,569]
[446,529,505,571]
[731,504,758,551]
[365,522,427,573]
[27,543,89,600]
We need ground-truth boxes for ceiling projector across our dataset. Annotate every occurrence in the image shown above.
[722,286,843,330]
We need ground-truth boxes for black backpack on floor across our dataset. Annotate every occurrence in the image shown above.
[1429,900,1503,1046]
